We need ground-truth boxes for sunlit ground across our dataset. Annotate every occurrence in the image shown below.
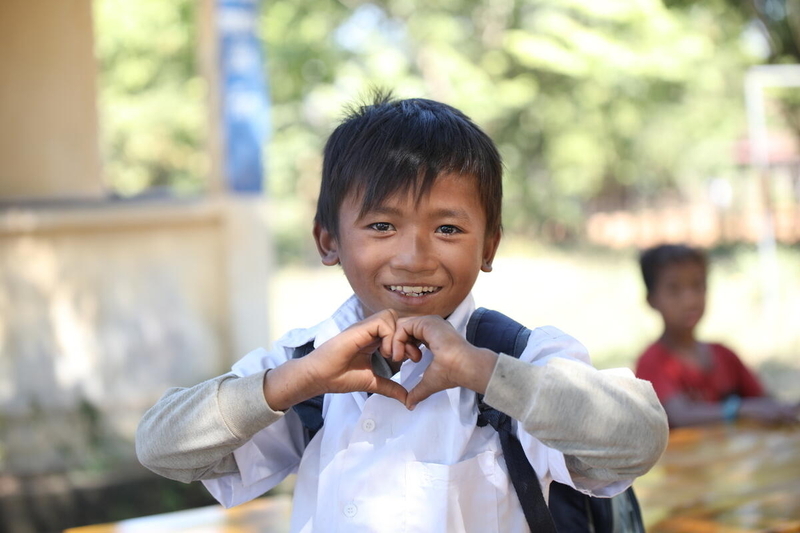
[270,240,800,402]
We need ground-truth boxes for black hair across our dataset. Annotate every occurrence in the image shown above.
[314,90,503,237]
[639,244,708,295]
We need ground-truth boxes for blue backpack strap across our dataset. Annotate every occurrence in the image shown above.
[466,307,532,364]
[467,307,558,533]
[470,308,646,533]
[291,340,324,444]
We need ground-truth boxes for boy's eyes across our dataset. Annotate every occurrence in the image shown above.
[366,223,462,234]
[664,281,706,295]
[369,222,395,232]
[436,225,461,235]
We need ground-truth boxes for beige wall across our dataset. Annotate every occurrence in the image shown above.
[0,199,271,474]
[0,0,104,199]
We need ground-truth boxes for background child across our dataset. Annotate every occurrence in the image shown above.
[136,93,668,532]
[635,243,799,428]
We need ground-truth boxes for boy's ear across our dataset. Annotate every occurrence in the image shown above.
[313,221,340,266]
[481,230,502,272]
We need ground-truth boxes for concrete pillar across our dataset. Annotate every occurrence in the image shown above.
[0,0,104,200]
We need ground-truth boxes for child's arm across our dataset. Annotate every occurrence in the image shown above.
[137,310,410,483]
[393,315,669,483]
[136,372,288,483]
[662,394,800,427]
[482,354,668,482]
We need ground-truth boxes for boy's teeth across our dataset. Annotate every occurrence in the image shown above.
[389,285,437,296]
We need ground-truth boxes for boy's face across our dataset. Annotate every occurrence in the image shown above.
[314,173,500,318]
[647,260,707,333]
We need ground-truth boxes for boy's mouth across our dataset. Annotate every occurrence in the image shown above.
[386,285,441,298]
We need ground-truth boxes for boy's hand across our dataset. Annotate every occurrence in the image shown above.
[305,309,412,401]
[264,310,415,411]
[392,316,498,410]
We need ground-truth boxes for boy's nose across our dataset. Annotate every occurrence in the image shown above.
[680,287,704,304]
[390,232,437,273]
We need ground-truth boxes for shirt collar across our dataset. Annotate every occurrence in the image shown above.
[444,292,476,336]
[313,294,365,349]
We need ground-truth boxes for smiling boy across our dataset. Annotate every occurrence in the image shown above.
[136,94,668,532]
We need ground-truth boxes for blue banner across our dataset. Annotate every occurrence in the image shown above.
[218,0,270,193]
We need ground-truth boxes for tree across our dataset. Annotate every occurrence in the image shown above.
[94,0,766,253]
[263,0,756,248]
[94,0,208,196]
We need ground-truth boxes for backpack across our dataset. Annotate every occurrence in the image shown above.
[291,308,645,533]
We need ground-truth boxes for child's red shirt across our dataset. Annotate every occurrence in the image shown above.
[635,341,764,404]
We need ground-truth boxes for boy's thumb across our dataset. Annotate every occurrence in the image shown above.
[405,381,436,411]
[372,377,409,405]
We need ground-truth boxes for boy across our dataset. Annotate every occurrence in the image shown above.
[635,243,799,428]
[137,94,668,532]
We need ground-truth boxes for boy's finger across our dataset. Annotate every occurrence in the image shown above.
[371,377,408,404]
[349,309,395,358]
[377,309,400,356]
[391,329,412,362]
[404,342,423,362]
[392,319,426,361]
[379,330,394,359]
[405,378,439,411]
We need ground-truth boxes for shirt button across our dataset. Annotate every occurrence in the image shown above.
[362,418,376,432]
[343,503,358,518]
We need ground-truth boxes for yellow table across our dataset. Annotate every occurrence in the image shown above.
[66,423,800,533]
[635,423,800,533]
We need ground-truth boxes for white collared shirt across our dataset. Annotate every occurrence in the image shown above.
[202,294,624,532]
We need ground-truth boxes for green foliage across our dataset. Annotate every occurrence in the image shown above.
[261,0,759,254]
[94,0,208,196]
[94,0,774,252]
